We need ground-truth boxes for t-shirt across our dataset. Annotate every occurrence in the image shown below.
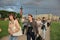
[27,22,33,33]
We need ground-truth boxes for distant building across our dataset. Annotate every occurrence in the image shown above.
[34,13,59,21]
[35,14,52,20]
[22,13,60,21]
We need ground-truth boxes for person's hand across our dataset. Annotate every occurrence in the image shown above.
[10,32,13,35]
[36,34,39,37]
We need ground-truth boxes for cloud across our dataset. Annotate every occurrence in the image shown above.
[5,8,14,11]
[22,0,60,16]
[23,0,60,9]
[0,0,20,6]
[0,0,20,13]
[0,0,60,16]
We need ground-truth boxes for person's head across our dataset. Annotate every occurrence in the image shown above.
[9,13,16,21]
[28,14,33,21]
[42,17,45,20]
[37,17,41,21]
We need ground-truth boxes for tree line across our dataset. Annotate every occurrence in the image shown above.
[0,10,21,19]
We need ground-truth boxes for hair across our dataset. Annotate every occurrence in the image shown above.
[28,14,33,17]
[9,13,16,20]
[42,17,45,19]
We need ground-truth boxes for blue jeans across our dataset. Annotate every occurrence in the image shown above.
[9,35,18,40]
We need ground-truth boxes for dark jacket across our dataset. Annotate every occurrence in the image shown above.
[27,19,38,35]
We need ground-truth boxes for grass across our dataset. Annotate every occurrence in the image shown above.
[50,21,60,40]
[0,20,9,38]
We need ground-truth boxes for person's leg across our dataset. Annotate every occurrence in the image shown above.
[31,32,35,40]
[12,36,18,40]
[9,35,13,40]
[22,26,25,34]
[23,25,27,34]
[27,34,31,40]
[22,28,24,34]
[24,26,27,34]
[43,29,46,40]
[10,35,18,40]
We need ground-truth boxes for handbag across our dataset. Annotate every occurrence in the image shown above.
[12,27,23,36]
[41,24,45,29]
[36,35,42,40]
[12,20,23,36]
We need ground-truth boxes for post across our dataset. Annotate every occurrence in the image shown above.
[20,6,23,18]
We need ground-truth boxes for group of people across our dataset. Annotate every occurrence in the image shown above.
[22,14,51,40]
[0,13,51,40]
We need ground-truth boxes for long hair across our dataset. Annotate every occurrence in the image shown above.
[9,13,16,21]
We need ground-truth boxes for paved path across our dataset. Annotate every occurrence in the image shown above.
[0,27,50,40]
[45,27,50,40]
[1,35,27,40]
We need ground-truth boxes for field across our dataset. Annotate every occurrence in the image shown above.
[0,20,60,40]
[50,21,60,40]
[0,20,9,38]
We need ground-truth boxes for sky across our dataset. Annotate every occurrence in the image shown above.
[0,0,60,16]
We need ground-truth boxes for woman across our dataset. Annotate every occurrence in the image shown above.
[27,14,38,40]
[36,17,42,36]
[8,13,22,40]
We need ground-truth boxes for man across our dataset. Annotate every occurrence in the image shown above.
[26,14,38,40]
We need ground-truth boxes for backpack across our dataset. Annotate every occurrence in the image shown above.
[41,20,46,30]
[47,22,50,27]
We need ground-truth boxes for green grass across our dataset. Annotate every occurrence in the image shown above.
[0,20,9,38]
[50,21,60,40]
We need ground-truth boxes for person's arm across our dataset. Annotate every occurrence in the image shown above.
[8,28,13,35]
[14,19,20,33]
[8,22,13,35]
[35,21,39,34]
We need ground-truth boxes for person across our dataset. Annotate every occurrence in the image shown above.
[36,17,42,36]
[22,17,28,34]
[8,13,22,40]
[41,17,47,40]
[26,14,39,40]
[47,19,51,27]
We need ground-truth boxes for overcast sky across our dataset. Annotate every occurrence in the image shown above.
[0,0,60,16]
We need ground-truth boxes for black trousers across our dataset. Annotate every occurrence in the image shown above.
[22,25,27,34]
[27,32,36,40]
